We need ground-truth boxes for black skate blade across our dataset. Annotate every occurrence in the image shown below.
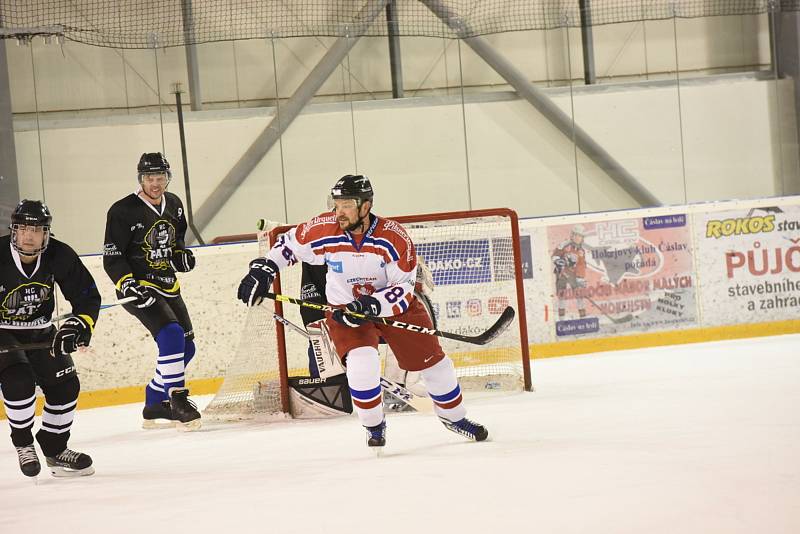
[49,465,95,478]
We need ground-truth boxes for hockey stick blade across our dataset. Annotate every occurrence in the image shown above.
[264,292,513,346]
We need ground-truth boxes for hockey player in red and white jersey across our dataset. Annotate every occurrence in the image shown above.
[237,175,488,448]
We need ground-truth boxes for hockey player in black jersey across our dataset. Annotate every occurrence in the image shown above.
[0,200,100,478]
[103,152,201,431]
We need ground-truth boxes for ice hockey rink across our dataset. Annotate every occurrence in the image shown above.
[1,333,798,534]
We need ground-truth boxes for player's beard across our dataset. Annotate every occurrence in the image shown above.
[341,211,370,233]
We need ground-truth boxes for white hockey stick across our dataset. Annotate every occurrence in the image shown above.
[271,313,432,412]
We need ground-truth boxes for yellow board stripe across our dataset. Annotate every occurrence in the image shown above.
[532,319,800,359]
[1,320,798,420]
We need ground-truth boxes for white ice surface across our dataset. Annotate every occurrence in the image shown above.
[1,334,798,534]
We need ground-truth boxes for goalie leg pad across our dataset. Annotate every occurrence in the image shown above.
[421,357,466,422]
[288,374,352,418]
[306,320,345,379]
[346,346,384,428]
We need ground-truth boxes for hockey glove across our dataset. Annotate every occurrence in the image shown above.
[170,249,196,272]
[238,258,279,306]
[52,316,93,358]
[553,256,566,274]
[331,295,381,328]
[575,277,587,288]
[120,277,156,308]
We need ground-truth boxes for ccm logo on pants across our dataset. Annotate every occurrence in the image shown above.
[56,366,76,378]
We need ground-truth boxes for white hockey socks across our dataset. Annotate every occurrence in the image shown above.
[421,356,466,422]
[345,346,384,428]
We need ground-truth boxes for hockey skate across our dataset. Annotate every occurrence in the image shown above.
[46,448,94,477]
[440,417,489,442]
[16,445,41,477]
[142,400,175,429]
[364,419,386,453]
[169,388,202,431]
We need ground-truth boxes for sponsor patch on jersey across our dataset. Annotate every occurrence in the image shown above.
[301,283,321,300]
[103,242,122,256]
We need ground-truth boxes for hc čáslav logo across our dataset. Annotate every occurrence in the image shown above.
[144,220,177,270]
[1,282,52,321]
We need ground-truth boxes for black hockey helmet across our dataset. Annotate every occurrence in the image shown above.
[9,199,52,257]
[137,152,172,183]
[330,174,373,205]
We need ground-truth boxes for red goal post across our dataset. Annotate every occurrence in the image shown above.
[207,208,531,420]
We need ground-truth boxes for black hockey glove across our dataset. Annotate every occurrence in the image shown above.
[120,277,156,309]
[170,249,196,272]
[238,258,279,306]
[553,256,566,274]
[332,295,381,328]
[52,316,93,358]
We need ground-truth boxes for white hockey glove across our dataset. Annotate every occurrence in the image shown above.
[120,277,156,308]
[331,295,381,328]
[170,249,195,272]
[238,258,278,306]
[416,256,435,295]
[52,316,93,358]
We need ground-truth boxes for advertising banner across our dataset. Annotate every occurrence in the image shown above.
[417,236,533,343]
[546,214,698,338]
[695,204,800,325]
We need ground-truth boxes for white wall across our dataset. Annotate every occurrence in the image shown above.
[5,15,770,114]
[12,75,800,255]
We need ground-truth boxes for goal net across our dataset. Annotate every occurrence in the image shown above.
[203,209,531,421]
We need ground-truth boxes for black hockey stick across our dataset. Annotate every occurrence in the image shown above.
[0,341,52,355]
[264,292,514,346]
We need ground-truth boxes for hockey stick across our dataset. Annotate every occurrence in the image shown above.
[1,297,139,355]
[52,296,138,322]
[0,341,52,355]
[264,292,514,346]
[583,293,633,324]
[271,312,432,412]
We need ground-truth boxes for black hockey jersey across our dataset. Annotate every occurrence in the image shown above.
[0,235,101,330]
[103,191,189,295]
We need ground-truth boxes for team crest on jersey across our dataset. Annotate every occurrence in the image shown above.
[143,220,177,270]
[352,282,376,298]
[1,282,52,321]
